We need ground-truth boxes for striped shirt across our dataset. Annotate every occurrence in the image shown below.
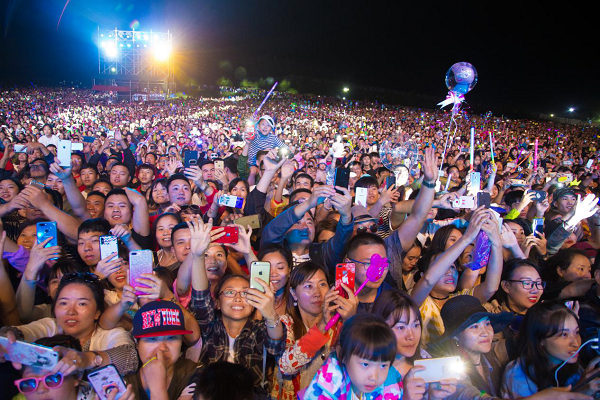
[248,133,285,166]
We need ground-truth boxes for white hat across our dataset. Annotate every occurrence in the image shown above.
[257,115,275,130]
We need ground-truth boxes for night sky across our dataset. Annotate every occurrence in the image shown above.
[0,0,597,119]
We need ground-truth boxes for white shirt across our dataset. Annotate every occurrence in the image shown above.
[17,317,134,351]
[227,334,236,363]
[39,135,60,147]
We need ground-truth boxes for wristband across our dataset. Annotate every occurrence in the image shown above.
[142,357,158,369]
[265,318,280,329]
[422,180,436,189]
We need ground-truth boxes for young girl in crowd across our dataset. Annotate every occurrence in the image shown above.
[300,313,403,399]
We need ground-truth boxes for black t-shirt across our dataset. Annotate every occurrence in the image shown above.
[132,229,153,250]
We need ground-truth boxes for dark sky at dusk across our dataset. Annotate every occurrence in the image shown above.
[0,1,597,119]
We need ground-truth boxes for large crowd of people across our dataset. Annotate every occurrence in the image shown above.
[0,86,599,399]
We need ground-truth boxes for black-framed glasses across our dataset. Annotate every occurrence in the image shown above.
[219,289,248,298]
[62,272,100,284]
[356,224,378,234]
[505,280,546,290]
[15,372,64,394]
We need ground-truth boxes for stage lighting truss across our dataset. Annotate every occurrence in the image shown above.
[97,27,173,79]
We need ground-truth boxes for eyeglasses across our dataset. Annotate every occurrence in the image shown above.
[505,280,546,290]
[15,372,64,394]
[62,272,100,283]
[219,289,248,298]
[356,224,378,234]
[347,257,389,271]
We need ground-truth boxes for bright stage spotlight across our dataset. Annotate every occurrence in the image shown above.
[103,41,118,59]
[153,41,171,61]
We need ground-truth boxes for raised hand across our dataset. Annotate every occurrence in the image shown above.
[49,162,72,180]
[135,273,172,300]
[95,253,123,280]
[422,146,438,183]
[224,225,253,255]
[329,187,352,222]
[23,237,61,281]
[245,278,278,322]
[183,165,203,186]
[187,218,215,257]
[500,223,519,249]
[567,194,600,228]
[463,207,488,242]
[380,184,400,204]
[307,185,336,208]
[109,230,131,252]
[333,283,359,321]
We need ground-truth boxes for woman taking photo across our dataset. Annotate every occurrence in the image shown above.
[1,272,138,376]
[274,261,358,399]
[258,244,293,317]
[429,295,513,399]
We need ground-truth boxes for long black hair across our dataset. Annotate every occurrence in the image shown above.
[515,301,581,390]
[371,289,422,364]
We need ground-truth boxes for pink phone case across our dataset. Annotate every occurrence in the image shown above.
[129,250,153,295]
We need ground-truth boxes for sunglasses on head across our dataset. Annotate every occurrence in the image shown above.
[61,272,100,284]
[15,372,64,394]
[356,223,378,234]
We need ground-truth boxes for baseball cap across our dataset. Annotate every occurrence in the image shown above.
[132,300,193,338]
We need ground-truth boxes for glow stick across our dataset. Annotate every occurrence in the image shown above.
[470,127,474,172]
[490,131,495,165]
[534,138,538,171]
[253,82,279,118]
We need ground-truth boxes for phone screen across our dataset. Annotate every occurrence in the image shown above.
[334,168,350,194]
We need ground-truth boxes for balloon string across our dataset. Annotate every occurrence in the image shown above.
[439,107,460,176]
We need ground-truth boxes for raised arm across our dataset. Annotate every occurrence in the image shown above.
[0,233,20,326]
[189,219,215,292]
[21,186,81,240]
[274,161,295,204]
[15,238,60,323]
[49,163,90,220]
[395,147,438,251]
[410,208,486,307]
[124,188,150,236]
[472,213,503,303]
[256,149,286,194]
